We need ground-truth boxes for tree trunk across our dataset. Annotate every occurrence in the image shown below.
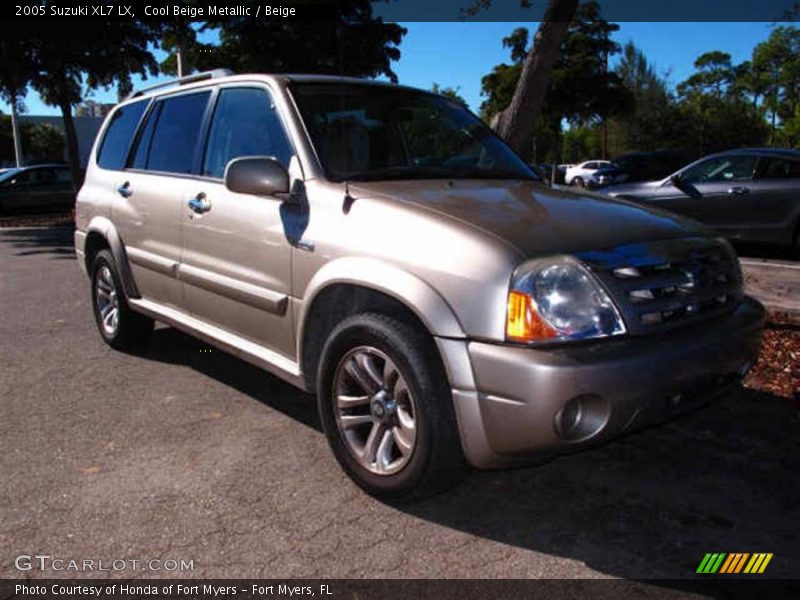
[496,0,579,156]
[58,99,82,186]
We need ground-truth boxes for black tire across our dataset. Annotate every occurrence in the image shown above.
[793,220,800,259]
[574,176,584,188]
[317,313,467,501]
[90,249,154,350]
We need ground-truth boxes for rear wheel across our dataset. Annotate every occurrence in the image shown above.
[90,249,153,350]
[317,313,467,500]
[573,176,585,188]
[793,220,800,259]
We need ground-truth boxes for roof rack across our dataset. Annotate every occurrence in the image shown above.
[127,69,234,100]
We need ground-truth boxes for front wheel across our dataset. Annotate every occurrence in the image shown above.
[317,313,467,500]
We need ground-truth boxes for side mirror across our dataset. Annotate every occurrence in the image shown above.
[224,156,290,198]
[670,174,702,199]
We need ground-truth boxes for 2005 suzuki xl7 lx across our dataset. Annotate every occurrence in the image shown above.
[75,71,764,499]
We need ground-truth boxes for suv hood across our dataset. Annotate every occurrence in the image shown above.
[352,179,705,258]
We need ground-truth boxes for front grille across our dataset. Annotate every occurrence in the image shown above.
[578,237,743,335]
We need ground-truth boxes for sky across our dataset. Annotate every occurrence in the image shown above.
[1,21,776,117]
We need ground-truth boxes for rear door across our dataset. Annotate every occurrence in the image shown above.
[180,85,298,359]
[112,90,212,308]
[747,155,800,245]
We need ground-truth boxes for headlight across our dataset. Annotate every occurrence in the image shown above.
[506,256,626,343]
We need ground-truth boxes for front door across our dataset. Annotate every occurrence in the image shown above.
[657,153,759,238]
[180,85,298,359]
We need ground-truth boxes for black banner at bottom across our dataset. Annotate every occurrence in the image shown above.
[2,579,798,600]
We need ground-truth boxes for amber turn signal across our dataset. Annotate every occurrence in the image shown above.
[506,290,558,342]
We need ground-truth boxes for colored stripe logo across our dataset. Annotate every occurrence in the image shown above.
[697,553,773,574]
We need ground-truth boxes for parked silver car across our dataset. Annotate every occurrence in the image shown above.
[604,148,800,250]
[75,71,764,499]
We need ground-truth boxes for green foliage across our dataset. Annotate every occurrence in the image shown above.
[194,1,405,82]
[430,84,468,107]
[0,5,161,180]
[480,1,629,160]
[480,12,798,161]
[0,117,65,164]
[610,42,683,154]
[24,122,65,162]
[751,26,800,146]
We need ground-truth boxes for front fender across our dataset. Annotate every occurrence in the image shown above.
[296,256,466,348]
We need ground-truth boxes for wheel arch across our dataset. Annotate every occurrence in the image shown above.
[83,216,140,298]
[296,258,466,393]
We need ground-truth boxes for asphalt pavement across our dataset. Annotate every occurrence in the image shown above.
[1,226,798,582]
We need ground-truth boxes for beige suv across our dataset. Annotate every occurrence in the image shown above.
[75,70,764,499]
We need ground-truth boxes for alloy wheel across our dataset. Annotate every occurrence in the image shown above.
[94,265,119,336]
[332,346,418,475]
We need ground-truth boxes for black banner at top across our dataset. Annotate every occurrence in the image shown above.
[1,0,798,23]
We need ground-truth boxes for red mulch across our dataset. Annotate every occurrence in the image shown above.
[745,326,800,401]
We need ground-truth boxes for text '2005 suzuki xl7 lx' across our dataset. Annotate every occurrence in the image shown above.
[75,71,764,499]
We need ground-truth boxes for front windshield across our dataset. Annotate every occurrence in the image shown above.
[291,83,539,183]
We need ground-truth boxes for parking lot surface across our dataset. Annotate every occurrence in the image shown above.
[1,226,798,582]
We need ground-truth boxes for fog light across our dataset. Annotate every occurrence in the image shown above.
[554,394,610,442]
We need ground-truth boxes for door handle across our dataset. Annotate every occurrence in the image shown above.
[187,192,211,214]
[116,182,132,198]
[728,186,750,195]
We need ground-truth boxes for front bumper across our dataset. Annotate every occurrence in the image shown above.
[459,296,764,465]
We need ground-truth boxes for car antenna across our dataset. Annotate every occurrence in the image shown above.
[337,27,356,214]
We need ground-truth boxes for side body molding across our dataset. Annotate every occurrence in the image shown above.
[82,216,141,299]
[295,256,466,354]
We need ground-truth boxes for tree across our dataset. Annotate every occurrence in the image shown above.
[496,0,579,154]
[197,1,405,81]
[430,83,468,107]
[0,7,159,182]
[0,118,65,165]
[752,26,800,145]
[677,51,769,154]
[480,2,629,160]
[677,51,736,100]
[612,41,683,153]
[469,0,580,154]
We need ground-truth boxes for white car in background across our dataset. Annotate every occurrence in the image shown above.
[565,160,614,187]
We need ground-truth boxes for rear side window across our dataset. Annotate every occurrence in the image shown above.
[142,91,211,174]
[202,87,293,179]
[96,100,148,170]
[757,157,800,180]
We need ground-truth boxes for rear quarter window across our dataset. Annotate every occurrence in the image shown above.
[96,100,148,170]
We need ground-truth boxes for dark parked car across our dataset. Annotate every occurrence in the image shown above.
[0,164,75,214]
[604,148,800,249]
[613,150,691,183]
